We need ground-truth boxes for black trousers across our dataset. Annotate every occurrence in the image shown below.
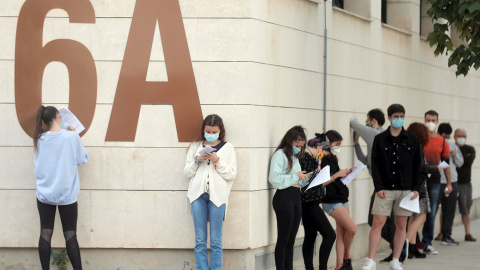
[302,202,336,270]
[438,182,459,239]
[368,192,395,248]
[273,187,302,270]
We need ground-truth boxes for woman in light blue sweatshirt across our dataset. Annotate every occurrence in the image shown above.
[33,106,88,270]
[269,125,308,270]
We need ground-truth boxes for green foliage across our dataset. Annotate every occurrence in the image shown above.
[426,0,480,76]
[51,250,70,270]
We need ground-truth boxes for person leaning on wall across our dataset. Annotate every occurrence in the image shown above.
[33,105,89,270]
[183,114,237,270]
[268,125,308,270]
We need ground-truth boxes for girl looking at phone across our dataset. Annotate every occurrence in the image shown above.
[184,114,237,270]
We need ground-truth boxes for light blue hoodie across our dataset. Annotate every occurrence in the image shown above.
[34,129,88,205]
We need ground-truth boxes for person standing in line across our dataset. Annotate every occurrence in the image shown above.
[33,106,89,270]
[299,133,336,270]
[320,130,356,270]
[184,114,237,270]
[269,126,308,270]
[362,104,422,270]
[405,122,446,259]
[434,123,463,246]
[351,109,400,263]
[454,128,477,241]
[421,110,452,255]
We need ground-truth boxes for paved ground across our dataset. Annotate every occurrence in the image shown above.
[349,219,480,269]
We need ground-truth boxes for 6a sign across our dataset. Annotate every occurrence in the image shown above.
[15,0,202,142]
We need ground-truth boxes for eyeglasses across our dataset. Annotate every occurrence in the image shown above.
[391,115,405,119]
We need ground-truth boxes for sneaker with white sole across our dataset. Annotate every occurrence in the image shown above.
[441,237,460,246]
[423,244,439,255]
[389,258,403,270]
[361,257,376,270]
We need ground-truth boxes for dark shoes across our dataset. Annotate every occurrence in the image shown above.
[408,243,426,259]
[441,237,460,246]
[434,233,443,241]
[465,234,477,242]
[343,258,353,270]
[379,253,393,264]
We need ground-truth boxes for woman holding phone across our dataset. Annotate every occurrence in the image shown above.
[269,125,308,270]
[33,105,88,270]
[184,114,237,270]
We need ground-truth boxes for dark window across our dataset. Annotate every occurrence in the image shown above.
[381,0,387,23]
[333,0,344,9]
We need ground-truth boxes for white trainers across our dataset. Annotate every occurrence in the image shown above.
[423,244,439,255]
[389,258,403,270]
[361,257,376,270]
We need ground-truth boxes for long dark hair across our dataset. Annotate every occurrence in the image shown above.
[275,125,307,173]
[34,105,58,152]
[195,114,226,142]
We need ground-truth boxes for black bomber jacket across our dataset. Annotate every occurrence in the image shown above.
[371,126,422,192]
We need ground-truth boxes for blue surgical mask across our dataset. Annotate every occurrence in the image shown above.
[61,121,64,129]
[293,146,301,155]
[392,118,404,128]
[204,132,219,143]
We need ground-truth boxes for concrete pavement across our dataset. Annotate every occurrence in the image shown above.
[349,218,480,269]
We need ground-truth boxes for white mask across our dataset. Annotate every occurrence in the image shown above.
[457,137,466,146]
[330,146,341,156]
[425,122,436,132]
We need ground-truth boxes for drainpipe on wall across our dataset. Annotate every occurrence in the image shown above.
[323,0,328,133]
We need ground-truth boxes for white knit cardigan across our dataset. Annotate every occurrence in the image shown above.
[184,141,237,215]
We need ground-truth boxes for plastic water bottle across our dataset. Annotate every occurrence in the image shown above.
[445,187,449,197]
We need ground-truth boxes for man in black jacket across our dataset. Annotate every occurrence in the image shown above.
[362,104,422,270]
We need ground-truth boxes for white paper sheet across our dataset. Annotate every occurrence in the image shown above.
[341,160,367,185]
[198,145,216,156]
[305,166,330,191]
[439,161,449,168]
[58,107,85,134]
[399,192,420,214]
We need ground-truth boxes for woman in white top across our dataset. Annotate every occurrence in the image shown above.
[184,114,237,270]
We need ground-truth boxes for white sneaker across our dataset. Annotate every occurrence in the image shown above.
[423,244,439,255]
[361,257,376,270]
[389,258,403,270]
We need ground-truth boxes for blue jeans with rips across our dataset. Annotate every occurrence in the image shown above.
[422,182,441,246]
[191,193,226,270]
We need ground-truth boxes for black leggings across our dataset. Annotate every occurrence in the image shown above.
[302,202,336,270]
[273,187,302,270]
[37,200,82,270]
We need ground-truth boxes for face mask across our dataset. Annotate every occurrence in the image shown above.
[293,146,301,155]
[425,122,436,132]
[330,146,341,155]
[392,118,404,128]
[61,121,64,129]
[457,137,466,146]
[204,132,219,143]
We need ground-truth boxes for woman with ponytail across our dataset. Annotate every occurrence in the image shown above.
[33,105,88,270]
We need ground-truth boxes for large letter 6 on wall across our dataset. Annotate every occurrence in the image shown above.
[105,0,203,142]
[15,0,97,138]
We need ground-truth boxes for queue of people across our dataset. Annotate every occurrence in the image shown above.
[32,104,476,270]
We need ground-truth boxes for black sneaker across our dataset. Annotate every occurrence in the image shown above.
[379,253,393,264]
[441,237,460,246]
[343,258,353,270]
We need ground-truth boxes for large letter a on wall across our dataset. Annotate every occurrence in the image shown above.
[105,0,202,142]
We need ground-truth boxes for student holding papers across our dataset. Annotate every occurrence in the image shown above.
[299,133,336,270]
[268,126,308,270]
[320,130,356,270]
[184,114,237,270]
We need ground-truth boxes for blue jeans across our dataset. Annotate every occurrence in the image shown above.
[191,193,226,270]
[422,182,440,245]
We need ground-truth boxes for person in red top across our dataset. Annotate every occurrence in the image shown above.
[421,110,453,255]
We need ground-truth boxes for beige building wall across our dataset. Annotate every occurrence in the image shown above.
[1,0,479,269]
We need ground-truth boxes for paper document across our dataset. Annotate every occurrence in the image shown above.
[198,145,216,156]
[399,192,420,214]
[341,160,367,185]
[439,161,449,168]
[305,166,330,191]
[58,107,85,134]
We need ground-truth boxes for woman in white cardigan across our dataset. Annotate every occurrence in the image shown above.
[184,114,237,270]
